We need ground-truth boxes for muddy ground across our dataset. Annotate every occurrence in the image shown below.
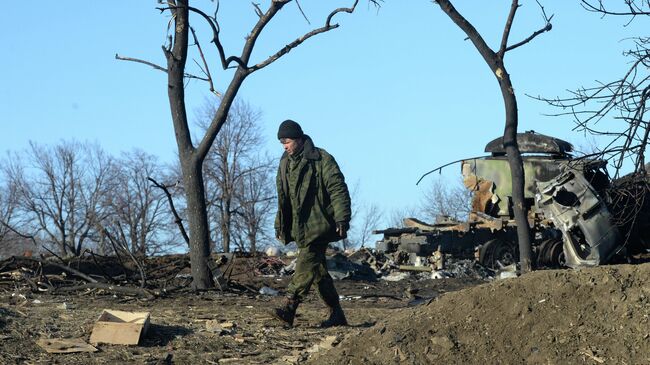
[1,254,649,364]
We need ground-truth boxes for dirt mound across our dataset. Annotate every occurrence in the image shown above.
[309,263,650,365]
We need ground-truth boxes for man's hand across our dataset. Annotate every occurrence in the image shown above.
[336,221,349,239]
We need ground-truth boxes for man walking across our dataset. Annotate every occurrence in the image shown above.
[272,119,351,328]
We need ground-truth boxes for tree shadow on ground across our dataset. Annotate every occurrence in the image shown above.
[142,324,193,347]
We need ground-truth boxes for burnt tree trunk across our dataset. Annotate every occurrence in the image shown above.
[181,161,213,288]
[435,0,548,273]
[165,1,249,289]
[165,2,213,289]
[497,65,533,272]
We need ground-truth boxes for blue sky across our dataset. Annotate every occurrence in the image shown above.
[2,1,644,224]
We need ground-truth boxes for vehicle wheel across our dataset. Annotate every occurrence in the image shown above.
[537,238,565,268]
[479,239,518,270]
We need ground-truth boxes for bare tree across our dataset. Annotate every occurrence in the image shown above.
[0,171,32,258]
[119,1,373,289]
[199,99,266,253]
[433,0,553,273]
[536,1,650,252]
[388,206,422,228]
[352,202,383,248]
[5,141,113,256]
[232,158,276,253]
[99,149,178,257]
[540,1,650,178]
[0,173,18,243]
[420,177,471,223]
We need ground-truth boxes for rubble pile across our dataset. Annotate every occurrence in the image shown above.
[0,245,508,304]
[443,259,495,279]
[0,253,258,299]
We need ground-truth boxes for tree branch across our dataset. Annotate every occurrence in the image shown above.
[504,1,553,53]
[148,177,190,246]
[182,6,247,69]
[251,0,360,72]
[115,54,209,81]
[581,0,650,17]
[499,0,519,55]
[240,0,290,68]
[189,26,221,97]
[12,256,98,283]
[434,0,497,68]
[55,282,156,299]
[0,220,38,246]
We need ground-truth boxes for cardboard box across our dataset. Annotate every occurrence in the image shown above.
[89,309,150,345]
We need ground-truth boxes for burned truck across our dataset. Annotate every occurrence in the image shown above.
[374,131,627,270]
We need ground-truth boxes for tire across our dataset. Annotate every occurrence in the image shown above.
[478,238,518,270]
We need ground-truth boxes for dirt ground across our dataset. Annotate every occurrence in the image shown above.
[309,263,650,365]
[0,254,481,364]
[1,255,649,364]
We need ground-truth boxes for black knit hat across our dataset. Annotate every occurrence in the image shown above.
[277,119,304,139]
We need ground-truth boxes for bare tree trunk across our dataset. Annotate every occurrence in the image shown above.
[165,2,213,289]
[181,161,214,289]
[221,203,231,253]
[248,230,257,253]
[435,0,551,273]
[498,65,533,272]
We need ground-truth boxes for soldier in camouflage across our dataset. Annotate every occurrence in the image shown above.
[271,119,351,328]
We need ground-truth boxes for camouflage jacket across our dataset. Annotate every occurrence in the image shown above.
[275,135,351,248]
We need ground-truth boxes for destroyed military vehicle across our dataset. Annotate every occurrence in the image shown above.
[375,131,638,270]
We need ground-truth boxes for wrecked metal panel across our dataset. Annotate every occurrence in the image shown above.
[462,157,568,217]
[536,169,620,268]
[484,131,573,156]
[463,175,498,215]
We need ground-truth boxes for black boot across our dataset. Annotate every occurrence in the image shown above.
[320,303,348,328]
[271,297,299,327]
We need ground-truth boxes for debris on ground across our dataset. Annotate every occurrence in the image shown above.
[89,309,150,345]
[36,338,98,354]
[258,286,279,296]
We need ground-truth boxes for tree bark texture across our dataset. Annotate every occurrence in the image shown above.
[165,1,248,288]
[497,67,533,272]
[166,1,214,289]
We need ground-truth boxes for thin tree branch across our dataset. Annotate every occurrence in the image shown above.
[499,0,519,55]
[189,26,221,97]
[148,177,190,246]
[581,0,650,17]
[13,256,98,283]
[240,0,291,68]
[99,226,147,288]
[182,6,247,69]
[0,220,38,246]
[55,282,156,299]
[251,0,360,72]
[504,1,553,53]
[115,53,209,81]
[295,0,311,24]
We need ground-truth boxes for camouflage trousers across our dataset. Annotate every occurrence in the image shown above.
[287,241,339,306]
